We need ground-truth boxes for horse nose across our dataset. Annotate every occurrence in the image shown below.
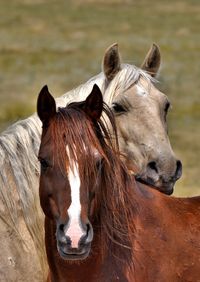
[147,159,182,183]
[58,221,93,249]
[174,160,182,180]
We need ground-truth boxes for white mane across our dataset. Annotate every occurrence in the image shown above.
[103,64,154,104]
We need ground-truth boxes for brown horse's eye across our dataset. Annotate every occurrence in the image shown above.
[112,103,126,114]
[96,159,102,171]
[39,158,49,171]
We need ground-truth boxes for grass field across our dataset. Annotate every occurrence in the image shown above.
[0,0,199,196]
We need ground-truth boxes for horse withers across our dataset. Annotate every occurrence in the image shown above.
[37,84,200,282]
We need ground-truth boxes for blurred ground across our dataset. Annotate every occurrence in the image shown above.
[0,0,199,196]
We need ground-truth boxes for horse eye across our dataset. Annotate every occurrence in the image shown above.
[112,103,126,113]
[39,158,49,171]
[164,101,170,113]
[96,159,102,170]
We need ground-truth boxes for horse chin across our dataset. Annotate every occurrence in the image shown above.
[57,244,91,262]
[135,175,174,195]
[156,184,174,195]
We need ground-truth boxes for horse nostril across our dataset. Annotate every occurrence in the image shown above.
[80,222,93,245]
[147,161,158,173]
[59,224,65,232]
[86,224,90,236]
[66,236,71,246]
[175,160,182,180]
[57,224,71,245]
[86,223,93,242]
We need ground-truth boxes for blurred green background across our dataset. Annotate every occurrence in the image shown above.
[0,0,199,196]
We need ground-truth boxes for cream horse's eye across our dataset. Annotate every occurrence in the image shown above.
[164,101,171,123]
[112,102,126,113]
[164,101,171,113]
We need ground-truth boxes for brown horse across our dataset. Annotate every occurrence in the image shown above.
[38,84,200,282]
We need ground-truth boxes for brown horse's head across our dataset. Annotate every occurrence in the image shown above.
[37,84,126,261]
[103,43,182,194]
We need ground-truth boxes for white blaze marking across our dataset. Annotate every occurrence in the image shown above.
[65,158,84,248]
[136,84,148,96]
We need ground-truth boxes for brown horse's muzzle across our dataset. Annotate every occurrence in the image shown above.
[56,221,93,261]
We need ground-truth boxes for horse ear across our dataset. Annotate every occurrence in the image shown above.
[37,85,56,125]
[141,43,161,77]
[103,43,121,81]
[85,84,103,120]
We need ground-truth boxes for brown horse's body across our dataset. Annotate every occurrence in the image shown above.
[44,181,200,282]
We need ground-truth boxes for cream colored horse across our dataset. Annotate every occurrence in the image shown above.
[0,44,181,281]
[103,43,181,194]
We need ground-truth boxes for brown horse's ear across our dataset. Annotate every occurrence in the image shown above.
[103,43,121,81]
[37,85,56,125]
[85,84,103,120]
[141,43,161,77]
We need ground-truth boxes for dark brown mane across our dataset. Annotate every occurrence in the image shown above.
[48,101,137,259]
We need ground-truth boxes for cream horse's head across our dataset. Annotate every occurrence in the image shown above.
[103,43,182,194]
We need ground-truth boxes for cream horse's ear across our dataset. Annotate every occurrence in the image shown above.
[103,43,121,81]
[141,43,161,77]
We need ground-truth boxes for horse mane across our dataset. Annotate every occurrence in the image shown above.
[103,64,156,105]
[0,115,46,273]
[49,101,138,263]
